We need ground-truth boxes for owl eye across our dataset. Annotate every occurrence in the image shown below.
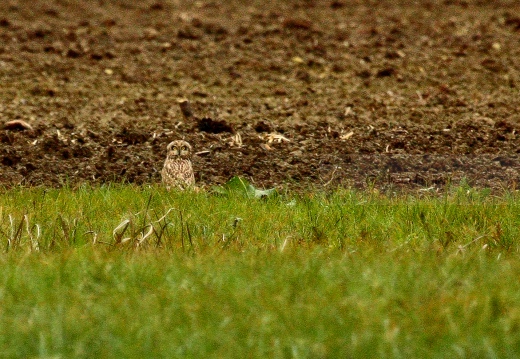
[181,146,188,151]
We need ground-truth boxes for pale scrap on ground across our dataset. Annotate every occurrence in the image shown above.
[340,131,354,140]
[261,133,291,143]
[227,132,243,147]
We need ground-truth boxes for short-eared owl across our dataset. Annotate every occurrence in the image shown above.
[161,140,195,190]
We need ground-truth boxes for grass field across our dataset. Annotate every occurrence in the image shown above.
[1,185,520,358]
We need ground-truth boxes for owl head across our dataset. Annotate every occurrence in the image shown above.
[166,140,192,160]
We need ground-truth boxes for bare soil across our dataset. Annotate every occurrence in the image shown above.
[1,0,520,193]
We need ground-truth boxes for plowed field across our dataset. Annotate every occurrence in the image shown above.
[1,0,519,192]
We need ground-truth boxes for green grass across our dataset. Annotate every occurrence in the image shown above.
[1,185,520,358]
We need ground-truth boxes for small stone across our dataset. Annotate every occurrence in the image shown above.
[144,27,159,39]
[473,116,495,126]
[292,56,304,64]
[4,120,33,131]
[282,18,312,30]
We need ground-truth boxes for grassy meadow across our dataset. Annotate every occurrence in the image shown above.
[1,184,520,358]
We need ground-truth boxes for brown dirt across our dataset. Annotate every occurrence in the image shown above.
[1,0,519,193]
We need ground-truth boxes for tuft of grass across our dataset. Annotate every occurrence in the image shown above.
[1,184,519,254]
[1,185,520,357]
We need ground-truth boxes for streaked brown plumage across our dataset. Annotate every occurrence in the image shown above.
[161,140,195,190]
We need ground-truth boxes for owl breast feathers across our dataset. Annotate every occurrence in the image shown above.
[162,159,195,189]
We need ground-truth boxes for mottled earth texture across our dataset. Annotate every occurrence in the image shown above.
[1,0,519,193]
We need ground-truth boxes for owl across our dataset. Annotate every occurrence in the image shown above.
[161,140,195,190]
